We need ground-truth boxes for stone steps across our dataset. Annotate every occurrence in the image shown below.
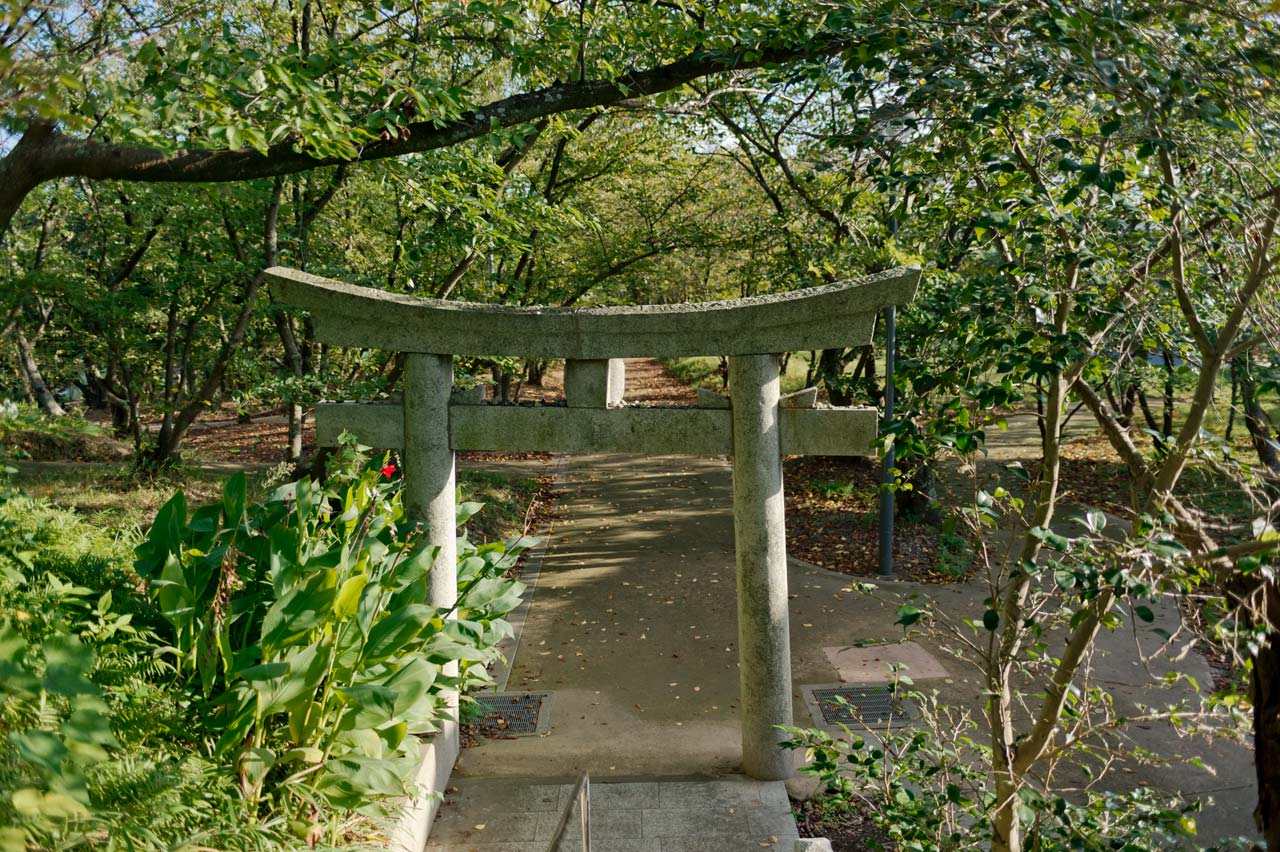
[424,777,802,852]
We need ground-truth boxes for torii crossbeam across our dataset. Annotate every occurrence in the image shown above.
[269,265,920,783]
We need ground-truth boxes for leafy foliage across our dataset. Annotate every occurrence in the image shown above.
[0,440,529,848]
[782,688,1210,852]
[132,437,529,818]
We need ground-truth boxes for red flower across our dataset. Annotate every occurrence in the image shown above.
[380,464,397,477]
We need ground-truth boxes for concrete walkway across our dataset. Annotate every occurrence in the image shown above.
[433,452,1257,848]
[454,454,975,780]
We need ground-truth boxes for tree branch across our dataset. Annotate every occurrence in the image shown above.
[1,40,849,231]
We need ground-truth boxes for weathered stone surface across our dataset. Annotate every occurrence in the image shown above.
[823,641,950,684]
[315,401,878,456]
[451,384,485,404]
[534,808,643,839]
[427,778,797,852]
[315,400,401,446]
[268,265,920,358]
[403,354,457,608]
[730,354,794,781]
[565,358,625,408]
[780,387,818,409]
[609,358,627,405]
[783,773,822,802]
[387,713,459,852]
[696,387,731,408]
[398,354,461,852]
[794,839,834,852]
[779,407,875,456]
[452,406,732,455]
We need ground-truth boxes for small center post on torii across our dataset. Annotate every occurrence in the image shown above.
[268,265,919,782]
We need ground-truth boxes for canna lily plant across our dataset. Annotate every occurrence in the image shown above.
[133,436,530,830]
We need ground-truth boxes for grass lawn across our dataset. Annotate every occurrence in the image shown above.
[9,459,549,545]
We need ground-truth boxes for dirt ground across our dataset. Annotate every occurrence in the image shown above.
[32,359,960,583]
[180,358,700,466]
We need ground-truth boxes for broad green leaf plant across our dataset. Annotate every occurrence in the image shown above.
[132,436,529,826]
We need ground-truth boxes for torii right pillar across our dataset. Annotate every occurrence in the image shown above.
[730,353,794,780]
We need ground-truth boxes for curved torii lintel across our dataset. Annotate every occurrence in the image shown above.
[267,265,920,358]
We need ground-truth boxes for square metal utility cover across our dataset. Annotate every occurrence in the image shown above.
[802,683,916,731]
[472,691,550,737]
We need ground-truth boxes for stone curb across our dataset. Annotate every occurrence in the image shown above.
[491,453,569,692]
[388,454,567,850]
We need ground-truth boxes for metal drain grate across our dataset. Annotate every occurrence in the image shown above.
[811,685,907,727]
[473,692,548,736]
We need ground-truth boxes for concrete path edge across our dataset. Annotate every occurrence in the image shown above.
[491,454,569,692]
[387,716,460,852]
[389,454,566,851]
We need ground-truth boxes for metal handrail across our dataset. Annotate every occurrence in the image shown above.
[546,772,590,852]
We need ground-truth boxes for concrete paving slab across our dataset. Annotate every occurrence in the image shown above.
[653,780,774,809]
[533,808,642,839]
[658,841,782,852]
[638,806,746,838]
[554,842,662,852]
[745,811,801,840]
[585,782,661,810]
[424,844,543,852]
[456,454,983,780]
[822,641,949,683]
[432,811,540,844]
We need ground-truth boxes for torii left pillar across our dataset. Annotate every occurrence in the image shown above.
[404,353,457,606]
[388,352,460,852]
[403,353,459,737]
[730,353,794,780]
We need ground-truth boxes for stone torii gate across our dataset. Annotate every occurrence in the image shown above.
[268,265,919,781]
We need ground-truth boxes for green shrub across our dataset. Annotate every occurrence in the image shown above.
[782,688,1213,852]
[0,440,532,849]
[0,404,122,463]
[933,528,973,581]
[132,436,530,831]
[0,573,277,852]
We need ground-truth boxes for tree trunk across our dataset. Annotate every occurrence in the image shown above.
[817,347,852,406]
[14,331,66,416]
[862,344,879,402]
[1035,376,1046,444]
[491,364,513,403]
[1135,385,1167,455]
[85,365,132,437]
[140,177,283,469]
[1239,357,1280,479]
[1227,358,1241,441]
[804,350,818,388]
[1122,383,1137,428]
[523,359,544,387]
[992,772,1023,852]
[1254,580,1280,849]
[286,404,304,465]
[275,311,307,468]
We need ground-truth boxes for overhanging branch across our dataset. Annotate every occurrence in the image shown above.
[21,42,849,188]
